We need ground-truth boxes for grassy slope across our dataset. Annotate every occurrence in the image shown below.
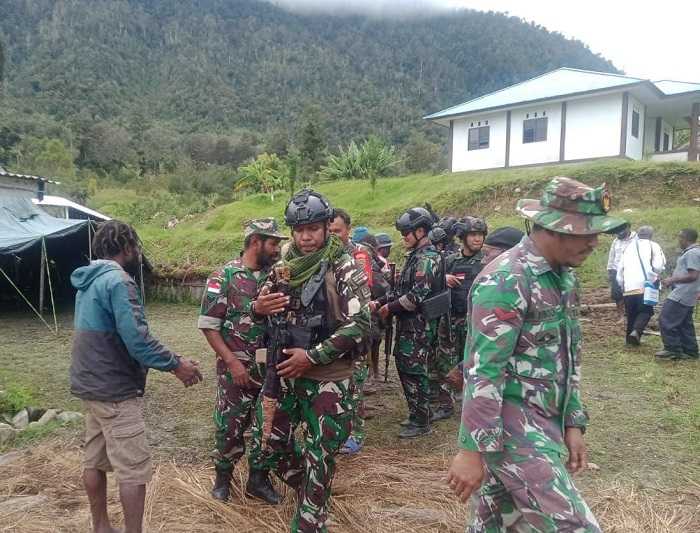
[92,160,700,285]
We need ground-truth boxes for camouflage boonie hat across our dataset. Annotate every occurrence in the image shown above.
[516,177,626,235]
[243,218,288,239]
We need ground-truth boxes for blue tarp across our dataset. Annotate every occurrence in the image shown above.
[0,189,88,255]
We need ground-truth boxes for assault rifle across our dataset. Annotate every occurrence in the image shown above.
[260,265,291,444]
[383,262,396,382]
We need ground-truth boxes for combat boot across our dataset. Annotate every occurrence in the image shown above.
[246,469,282,505]
[398,423,431,439]
[430,405,454,422]
[211,468,232,502]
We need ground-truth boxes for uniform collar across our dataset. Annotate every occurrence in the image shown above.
[520,236,571,278]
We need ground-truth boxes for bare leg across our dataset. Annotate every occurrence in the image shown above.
[119,483,146,533]
[83,468,120,533]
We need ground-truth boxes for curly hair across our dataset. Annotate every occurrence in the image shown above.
[92,220,141,259]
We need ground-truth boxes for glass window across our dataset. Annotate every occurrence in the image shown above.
[523,117,548,143]
[631,110,640,139]
[468,126,490,150]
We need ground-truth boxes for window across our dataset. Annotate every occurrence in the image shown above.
[523,117,547,143]
[468,126,490,150]
[631,109,640,138]
[663,132,669,151]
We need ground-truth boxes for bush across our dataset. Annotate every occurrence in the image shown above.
[0,383,35,415]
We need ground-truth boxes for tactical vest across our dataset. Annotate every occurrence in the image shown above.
[284,260,355,380]
[397,244,443,317]
[448,251,484,315]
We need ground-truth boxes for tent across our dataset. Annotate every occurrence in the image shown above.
[0,188,95,330]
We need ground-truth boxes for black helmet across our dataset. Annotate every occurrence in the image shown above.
[438,216,458,239]
[375,233,393,249]
[428,227,448,246]
[284,189,334,227]
[395,207,433,234]
[455,216,488,239]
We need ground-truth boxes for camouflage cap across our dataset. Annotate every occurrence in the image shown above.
[243,218,288,240]
[516,177,626,235]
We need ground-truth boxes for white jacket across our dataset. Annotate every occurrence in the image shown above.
[617,237,666,294]
[607,231,636,271]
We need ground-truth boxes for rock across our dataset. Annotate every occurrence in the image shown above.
[0,495,48,514]
[11,409,29,429]
[0,423,18,445]
[26,407,46,423]
[0,450,23,466]
[587,462,600,471]
[56,411,84,424]
[36,409,59,426]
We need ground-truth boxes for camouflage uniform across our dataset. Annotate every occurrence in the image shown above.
[251,229,372,532]
[432,249,484,411]
[198,219,287,476]
[459,178,624,532]
[392,242,442,427]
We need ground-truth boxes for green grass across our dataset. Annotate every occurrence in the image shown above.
[90,160,700,282]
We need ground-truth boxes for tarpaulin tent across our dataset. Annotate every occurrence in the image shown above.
[0,188,94,330]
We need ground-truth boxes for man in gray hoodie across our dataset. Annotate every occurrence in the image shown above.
[70,220,202,533]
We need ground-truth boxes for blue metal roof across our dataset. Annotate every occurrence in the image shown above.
[425,68,659,121]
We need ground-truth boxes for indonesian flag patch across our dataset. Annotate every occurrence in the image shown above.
[207,280,222,294]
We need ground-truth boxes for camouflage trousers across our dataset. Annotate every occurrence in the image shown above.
[349,360,369,444]
[430,315,466,410]
[394,318,434,426]
[469,449,601,533]
[251,377,354,533]
[213,360,264,473]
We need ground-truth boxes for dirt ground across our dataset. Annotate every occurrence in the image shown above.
[0,295,699,532]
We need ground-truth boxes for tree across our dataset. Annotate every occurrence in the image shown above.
[321,136,399,193]
[298,106,326,174]
[235,153,287,202]
[13,137,75,178]
[81,122,134,171]
[402,132,443,174]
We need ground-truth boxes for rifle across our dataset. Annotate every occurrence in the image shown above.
[260,266,291,444]
[383,261,396,382]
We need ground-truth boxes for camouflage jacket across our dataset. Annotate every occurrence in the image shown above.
[458,236,588,455]
[266,251,372,367]
[198,258,268,371]
[389,241,443,318]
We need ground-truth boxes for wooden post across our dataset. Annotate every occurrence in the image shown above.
[689,102,699,162]
[39,238,46,315]
[447,120,454,173]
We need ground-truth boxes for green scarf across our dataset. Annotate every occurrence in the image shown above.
[283,234,345,288]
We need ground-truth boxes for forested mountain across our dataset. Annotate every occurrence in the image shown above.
[1,0,615,146]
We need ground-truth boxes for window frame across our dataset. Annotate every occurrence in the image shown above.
[468,125,490,151]
[522,116,548,144]
[631,109,640,139]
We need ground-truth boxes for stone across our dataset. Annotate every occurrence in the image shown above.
[0,495,48,515]
[36,409,59,426]
[56,411,84,424]
[0,450,23,466]
[11,409,29,430]
[0,423,18,445]
[26,407,46,423]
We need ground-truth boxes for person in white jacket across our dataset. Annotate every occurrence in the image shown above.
[617,226,666,345]
[607,223,636,320]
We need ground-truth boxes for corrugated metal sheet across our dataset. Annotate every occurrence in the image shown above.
[653,80,700,95]
[425,68,656,121]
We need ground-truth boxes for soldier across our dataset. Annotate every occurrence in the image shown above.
[431,216,488,422]
[447,177,625,532]
[328,208,374,455]
[374,232,394,273]
[250,189,371,533]
[372,207,444,438]
[198,219,289,503]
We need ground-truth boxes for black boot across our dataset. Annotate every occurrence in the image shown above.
[431,405,454,422]
[211,468,232,502]
[399,423,431,439]
[246,469,282,505]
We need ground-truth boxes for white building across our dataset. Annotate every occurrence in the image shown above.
[424,68,700,172]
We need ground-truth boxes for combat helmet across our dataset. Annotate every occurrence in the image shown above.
[455,216,488,239]
[395,207,434,235]
[428,227,449,246]
[375,233,393,249]
[284,189,334,227]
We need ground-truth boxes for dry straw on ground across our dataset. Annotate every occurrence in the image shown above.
[1,437,698,532]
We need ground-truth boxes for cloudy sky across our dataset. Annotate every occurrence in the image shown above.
[271,0,700,82]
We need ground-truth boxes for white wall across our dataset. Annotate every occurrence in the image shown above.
[508,104,562,167]
[451,111,507,171]
[643,117,675,155]
[564,93,622,161]
[643,118,656,155]
[625,95,645,160]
